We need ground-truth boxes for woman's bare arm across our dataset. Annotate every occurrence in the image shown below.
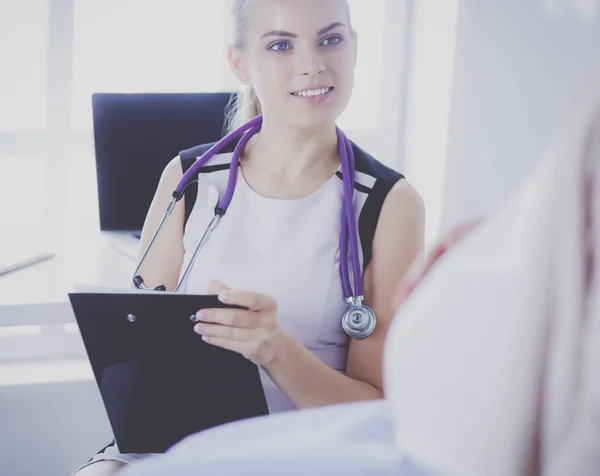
[254,180,425,408]
[135,157,186,291]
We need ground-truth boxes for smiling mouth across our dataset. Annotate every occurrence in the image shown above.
[291,87,334,97]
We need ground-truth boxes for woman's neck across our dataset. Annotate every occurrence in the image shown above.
[242,117,340,183]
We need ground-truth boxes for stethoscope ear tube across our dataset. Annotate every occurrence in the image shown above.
[132,115,377,339]
[133,196,179,291]
[133,118,259,292]
[133,181,224,294]
[174,212,222,293]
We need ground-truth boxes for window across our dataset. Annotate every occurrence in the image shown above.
[0,0,406,227]
[71,0,229,131]
[0,157,46,219]
[0,0,48,131]
[401,0,459,247]
[71,0,387,132]
[338,0,386,131]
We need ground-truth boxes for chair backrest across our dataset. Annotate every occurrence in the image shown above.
[92,92,235,232]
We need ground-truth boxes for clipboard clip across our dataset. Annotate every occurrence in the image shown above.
[126,313,200,323]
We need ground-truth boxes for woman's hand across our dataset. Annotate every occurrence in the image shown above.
[193,280,284,366]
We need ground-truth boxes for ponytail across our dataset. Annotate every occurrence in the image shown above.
[225,84,262,134]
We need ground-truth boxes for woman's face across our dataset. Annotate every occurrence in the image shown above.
[230,0,357,130]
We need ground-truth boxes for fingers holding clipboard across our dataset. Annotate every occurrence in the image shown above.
[68,291,269,454]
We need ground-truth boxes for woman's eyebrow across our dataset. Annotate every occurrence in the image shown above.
[260,22,347,39]
[318,22,346,35]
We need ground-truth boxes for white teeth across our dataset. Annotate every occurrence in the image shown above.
[293,87,331,97]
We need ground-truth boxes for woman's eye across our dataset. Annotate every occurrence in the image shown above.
[321,35,343,46]
[268,41,291,52]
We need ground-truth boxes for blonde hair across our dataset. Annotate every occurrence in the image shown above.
[225,85,262,134]
[224,0,353,134]
[225,0,262,133]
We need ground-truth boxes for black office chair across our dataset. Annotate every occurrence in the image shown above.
[91,92,237,235]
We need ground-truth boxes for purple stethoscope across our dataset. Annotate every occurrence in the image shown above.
[133,114,376,339]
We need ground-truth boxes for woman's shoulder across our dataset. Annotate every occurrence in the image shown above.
[178,137,241,173]
[350,142,423,219]
[351,143,423,221]
[175,138,242,230]
[350,142,405,193]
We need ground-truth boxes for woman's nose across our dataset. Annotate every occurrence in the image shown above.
[296,47,326,76]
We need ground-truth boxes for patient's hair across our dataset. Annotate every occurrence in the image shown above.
[224,0,353,133]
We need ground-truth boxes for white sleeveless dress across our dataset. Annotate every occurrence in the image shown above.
[73,141,403,474]
[178,151,362,413]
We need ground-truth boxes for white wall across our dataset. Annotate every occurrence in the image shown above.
[401,0,460,247]
[440,0,600,232]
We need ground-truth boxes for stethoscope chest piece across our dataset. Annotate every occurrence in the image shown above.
[341,297,376,339]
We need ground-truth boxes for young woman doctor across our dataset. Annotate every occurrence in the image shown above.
[73,0,424,474]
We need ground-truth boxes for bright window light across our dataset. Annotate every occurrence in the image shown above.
[70,0,386,132]
[71,0,230,131]
[0,0,48,131]
[338,0,386,131]
[0,157,46,219]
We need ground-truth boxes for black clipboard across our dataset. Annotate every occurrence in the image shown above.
[68,292,269,454]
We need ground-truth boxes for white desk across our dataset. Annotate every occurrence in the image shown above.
[0,223,140,379]
[0,223,139,326]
